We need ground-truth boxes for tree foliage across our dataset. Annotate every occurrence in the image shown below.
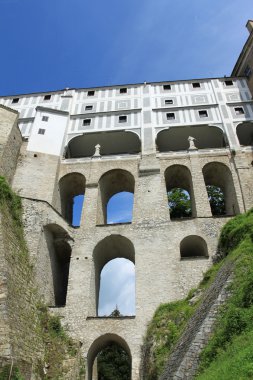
[168,188,191,218]
[206,185,225,216]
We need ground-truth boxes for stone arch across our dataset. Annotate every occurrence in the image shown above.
[59,172,86,225]
[236,122,253,146]
[180,235,209,259]
[92,235,135,315]
[164,164,196,218]
[65,130,141,158]
[202,162,239,216]
[156,125,226,152]
[97,169,135,225]
[87,333,131,380]
[37,223,72,306]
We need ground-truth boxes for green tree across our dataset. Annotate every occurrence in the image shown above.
[206,185,225,216]
[168,188,191,218]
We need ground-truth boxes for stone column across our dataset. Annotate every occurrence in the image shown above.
[189,151,212,217]
[133,155,170,224]
[81,183,99,228]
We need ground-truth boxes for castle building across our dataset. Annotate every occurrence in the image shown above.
[0,20,253,380]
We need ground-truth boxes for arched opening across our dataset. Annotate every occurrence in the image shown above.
[206,185,225,216]
[107,192,134,224]
[87,334,131,380]
[97,169,135,225]
[236,122,253,146]
[59,172,85,226]
[37,224,72,306]
[202,162,239,216]
[98,258,135,316]
[65,131,141,158]
[93,235,135,316]
[180,235,208,259]
[165,165,196,219]
[156,125,226,152]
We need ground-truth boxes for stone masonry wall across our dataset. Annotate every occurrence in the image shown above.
[159,262,233,380]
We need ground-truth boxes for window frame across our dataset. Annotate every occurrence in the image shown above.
[166,112,175,120]
[118,115,127,123]
[198,110,208,118]
[82,118,91,126]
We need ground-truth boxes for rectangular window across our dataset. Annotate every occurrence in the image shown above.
[87,90,95,96]
[224,80,233,86]
[85,105,93,111]
[234,107,245,115]
[165,99,173,105]
[199,110,208,118]
[119,115,127,123]
[83,118,91,126]
[44,94,51,101]
[12,98,19,104]
[42,116,49,122]
[38,128,45,135]
[120,87,127,94]
[163,84,171,91]
[192,82,201,88]
[166,112,175,120]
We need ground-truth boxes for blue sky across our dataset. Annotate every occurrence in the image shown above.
[0,0,252,95]
[1,0,252,315]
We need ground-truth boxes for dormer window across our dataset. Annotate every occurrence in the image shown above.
[224,80,233,86]
[192,82,201,88]
[87,90,95,96]
[120,88,127,94]
[163,84,171,91]
[44,94,51,101]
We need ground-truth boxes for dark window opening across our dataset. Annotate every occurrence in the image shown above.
[180,235,208,259]
[224,80,233,86]
[83,118,91,126]
[42,116,49,122]
[87,90,95,96]
[120,88,127,94]
[199,110,208,118]
[163,84,171,90]
[168,188,192,219]
[85,105,93,111]
[44,94,51,101]
[165,99,173,105]
[119,115,127,123]
[12,98,19,104]
[166,112,175,120]
[192,82,201,88]
[38,128,45,135]
[234,107,245,115]
[206,185,225,216]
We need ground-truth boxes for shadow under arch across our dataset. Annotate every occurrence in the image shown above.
[180,235,209,259]
[97,168,135,225]
[65,130,141,158]
[92,234,135,315]
[156,125,226,152]
[202,161,239,216]
[87,333,132,380]
[164,164,196,218]
[39,223,72,306]
[58,172,86,225]
[236,122,253,146]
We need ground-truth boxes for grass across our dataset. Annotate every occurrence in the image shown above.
[142,209,253,380]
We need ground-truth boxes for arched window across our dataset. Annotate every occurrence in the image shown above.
[180,235,208,259]
[98,258,135,316]
[202,162,239,216]
[156,125,226,152]
[107,192,134,224]
[92,235,135,316]
[59,173,85,226]
[165,165,196,219]
[97,169,135,225]
[38,224,72,306]
[236,122,253,146]
[87,334,131,380]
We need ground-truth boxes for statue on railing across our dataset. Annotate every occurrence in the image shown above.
[188,136,198,150]
[93,143,101,158]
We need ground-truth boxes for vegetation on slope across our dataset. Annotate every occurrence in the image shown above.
[195,209,253,379]
[0,176,85,379]
[142,209,253,380]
